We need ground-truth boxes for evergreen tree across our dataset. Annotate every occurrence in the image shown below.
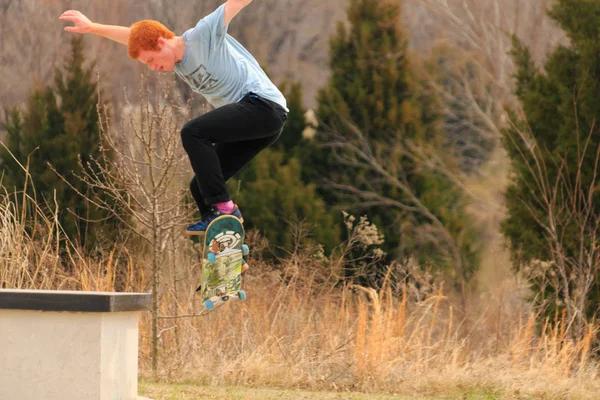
[274,81,307,157]
[226,78,340,256]
[0,37,118,249]
[502,0,600,326]
[0,108,26,187]
[308,0,480,287]
[229,148,340,256]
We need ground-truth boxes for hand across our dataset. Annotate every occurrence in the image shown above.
[59,10,95,34]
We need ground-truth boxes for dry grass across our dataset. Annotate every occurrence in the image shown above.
[2,184,600,399]
[145,268,600,399]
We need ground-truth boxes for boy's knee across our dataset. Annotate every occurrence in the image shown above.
[181,120,213,147]
[180,122,194,147]
[180,122,209,151]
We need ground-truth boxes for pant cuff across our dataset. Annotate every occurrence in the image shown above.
[205,195,231,206]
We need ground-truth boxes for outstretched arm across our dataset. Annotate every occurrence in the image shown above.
[60,10,130,46]
[224,0,253,26]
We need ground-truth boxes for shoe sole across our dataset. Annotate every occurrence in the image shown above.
[185,217,244,237]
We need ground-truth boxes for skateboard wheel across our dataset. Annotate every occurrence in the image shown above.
[204,299,214,310]
[238,290,247,301]
[207,252,217,263]
[242,244,249,256]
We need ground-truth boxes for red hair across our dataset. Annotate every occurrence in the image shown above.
[128,20,175,59]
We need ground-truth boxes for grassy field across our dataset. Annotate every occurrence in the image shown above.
[138,381,506,400]
[3,165,599,400]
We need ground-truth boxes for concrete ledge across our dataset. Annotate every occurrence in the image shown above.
[0,289,152,400]
[0,288,151,312]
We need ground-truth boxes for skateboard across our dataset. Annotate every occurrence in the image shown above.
[191,215,249,311]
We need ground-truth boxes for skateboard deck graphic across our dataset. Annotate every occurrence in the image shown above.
[193,215,248,311]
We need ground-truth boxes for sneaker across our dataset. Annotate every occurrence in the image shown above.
[185,205,244,236]
[230,204,243,221]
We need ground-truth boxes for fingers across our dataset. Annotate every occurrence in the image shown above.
[59,10,85,21]
[60,10,81,16]
[60,9,89,34]
[59,10,80,24]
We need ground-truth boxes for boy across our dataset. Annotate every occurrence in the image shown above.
[60,1,288,234]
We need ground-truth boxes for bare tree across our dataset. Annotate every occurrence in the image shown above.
[0,0,143,113]
[407,0,565,88]
[319,117,471,303]
[402,0,567,173]
[504,110,600,340]
[419,47,500,172]
[56,73,195,374]
[0,0,65,108]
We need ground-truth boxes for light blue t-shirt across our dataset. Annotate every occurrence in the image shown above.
[174,5,288,111]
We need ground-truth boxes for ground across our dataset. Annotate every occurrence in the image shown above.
[139,381,511,400]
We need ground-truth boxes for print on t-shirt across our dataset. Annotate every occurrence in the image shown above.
[180,64,218,92]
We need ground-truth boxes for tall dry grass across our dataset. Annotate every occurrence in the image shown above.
[1,183,599,398]
[0,172,146,292]
[147,263,600,398]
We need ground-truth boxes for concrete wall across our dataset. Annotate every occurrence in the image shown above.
[0,289,151,400]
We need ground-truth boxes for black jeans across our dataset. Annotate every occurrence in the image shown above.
[181,92,288,216]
